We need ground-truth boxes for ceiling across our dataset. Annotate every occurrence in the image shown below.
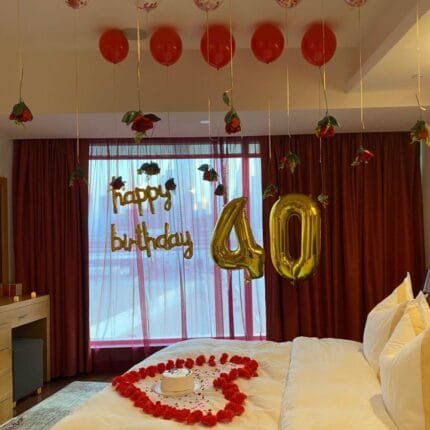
[0,0,429,139]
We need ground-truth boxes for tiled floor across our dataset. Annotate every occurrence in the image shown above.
[13,374,114,416]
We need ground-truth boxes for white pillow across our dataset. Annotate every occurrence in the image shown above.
[379,296,430,430]
[362,273,413,372]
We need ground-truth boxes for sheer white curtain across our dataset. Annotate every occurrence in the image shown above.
[88,139,265,346]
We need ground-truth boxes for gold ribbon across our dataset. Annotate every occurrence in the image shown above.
[358,8,365,130]
[208,97,212,140]
[268,102,272,159]
[284,8,292,144]
[136,7,142,112]
[415,0,426,116]
[17,0,24,101]
[228,0,234,105]
[74,10,80,162]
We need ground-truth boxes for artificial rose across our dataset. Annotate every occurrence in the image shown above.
[165,178,177,191]
[9,100,33,125]
[202,168,218,182]
[351,146,375,166]
[225,115,241,134]
[109,176,125,190]
[122,111,161,144]
[410,119,430,146]
[315,114,339,139]
[131,115,154,133]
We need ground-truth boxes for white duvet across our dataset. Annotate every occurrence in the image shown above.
[279,337,397,430]
[52,338,292,430]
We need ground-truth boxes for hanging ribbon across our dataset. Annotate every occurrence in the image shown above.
[268,102,272,159]
[358,8,365,130]
[74,10,80,163]
[9,0,33,126]
[69,8,87,187]
[351,4,376,166]
[415,0,425,115]
[317,0,328,207]
[17,0,23,101]
[136,7,142,112]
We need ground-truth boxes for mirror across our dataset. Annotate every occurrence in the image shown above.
[0,177,9,287]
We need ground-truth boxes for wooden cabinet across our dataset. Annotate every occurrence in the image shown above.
[0,295,50,424]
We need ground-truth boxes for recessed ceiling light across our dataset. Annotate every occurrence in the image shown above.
[200,120,210,124]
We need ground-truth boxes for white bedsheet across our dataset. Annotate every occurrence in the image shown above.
[52,338,291,430]
[279,337,397,430]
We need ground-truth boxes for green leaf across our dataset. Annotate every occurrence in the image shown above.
[13,101,26,116]
[317,116,328,127]
[222,91,231,107]
[328,116,339,126]
[122,111,140,125]
[224,109,235,124]
[198,164,209,172]
[144,113,161,122]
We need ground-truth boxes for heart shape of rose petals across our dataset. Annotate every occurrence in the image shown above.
[112,353,259,427]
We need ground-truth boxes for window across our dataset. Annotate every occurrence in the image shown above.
[89,139,265,346]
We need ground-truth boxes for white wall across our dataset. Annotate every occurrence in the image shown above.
[0,137,14,281]
[423,144,430,268]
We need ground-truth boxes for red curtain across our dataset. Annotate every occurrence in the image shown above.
[262,132,426,342]
[13,139,91,377]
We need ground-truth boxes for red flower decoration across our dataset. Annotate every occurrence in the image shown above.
[410,119,430,146]
[110,176,126,190]
[315,114,339,139]
[9,100,33,125]
[69,164,88,187]
[279,152,300,174]
[112,353,259,426]
[263,184,278,200]
[351,146,375,166]
[223,91,241,135]
[122,111,161,144]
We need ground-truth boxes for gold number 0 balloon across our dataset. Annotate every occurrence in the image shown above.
[211,197,265,279]
[269,194,321,281]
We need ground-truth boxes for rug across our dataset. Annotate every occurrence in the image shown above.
[0,381,108,430]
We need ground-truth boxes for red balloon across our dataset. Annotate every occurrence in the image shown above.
[200,24,235,69]
[251,23,284,64]
[150,27,183,67]
[99,29,129,64]
[301,22,337,67]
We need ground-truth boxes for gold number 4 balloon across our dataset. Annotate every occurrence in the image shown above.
[211,197,265,279]
[269,193,321,281]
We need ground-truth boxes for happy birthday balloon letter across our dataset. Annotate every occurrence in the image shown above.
[211,197,264,279]
[270,194,321,281]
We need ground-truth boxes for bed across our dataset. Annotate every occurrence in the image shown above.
[51,338,292,429]
[52,276,429,430]
[51,337,396,430]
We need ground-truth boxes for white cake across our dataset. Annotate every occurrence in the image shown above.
[160,368,194,395]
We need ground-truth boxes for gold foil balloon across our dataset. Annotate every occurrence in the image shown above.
[269,194,321,281]
[211,197,264,279]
